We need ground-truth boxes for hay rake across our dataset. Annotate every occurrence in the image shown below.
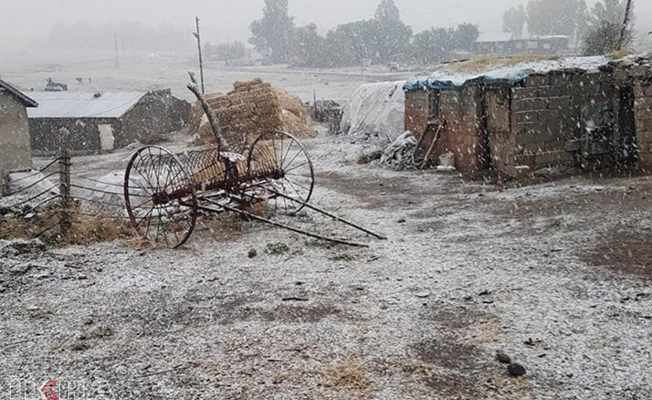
[123,75,385,249]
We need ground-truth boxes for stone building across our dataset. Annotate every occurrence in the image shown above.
[27,89,190,156]
[0,79,38,195]
[403,56,652,178]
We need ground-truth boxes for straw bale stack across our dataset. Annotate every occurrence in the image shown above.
[193,79,315,149]
[190,93,224,131]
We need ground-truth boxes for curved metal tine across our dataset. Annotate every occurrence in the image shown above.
[135,153,158,196]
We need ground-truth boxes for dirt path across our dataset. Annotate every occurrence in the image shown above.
[2,135,651,399]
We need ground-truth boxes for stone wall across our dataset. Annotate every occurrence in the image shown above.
[0,89,32,195]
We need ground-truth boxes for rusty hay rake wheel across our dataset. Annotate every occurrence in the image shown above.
[246,130,315,215]
[124,146,198,249]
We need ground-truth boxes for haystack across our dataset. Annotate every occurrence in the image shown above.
[193,79,315,149]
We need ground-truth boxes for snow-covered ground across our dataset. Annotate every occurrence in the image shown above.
[0,54,416,104]
[1,130,652,399]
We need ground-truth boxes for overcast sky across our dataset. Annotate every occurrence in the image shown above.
[2,0,651,50]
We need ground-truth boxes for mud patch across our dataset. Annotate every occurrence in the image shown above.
[412,337,489,398]
[579,227,652,280]
[423,304,495,331]
[259,303,343,323]
[315,172,469,209]
[488,182,650,237]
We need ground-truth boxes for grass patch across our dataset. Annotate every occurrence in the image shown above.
[64,212,133,246]
[609,48,631,59]
[0,203,133,246]
[265,242,290,255]
[451,54,561,73]
[326,359,369,390]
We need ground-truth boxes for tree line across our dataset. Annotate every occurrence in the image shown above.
[248,0,480,67]
[215,0,635,67]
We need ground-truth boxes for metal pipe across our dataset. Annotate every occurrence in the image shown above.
[267,189,387,240]
[203,199,370,248]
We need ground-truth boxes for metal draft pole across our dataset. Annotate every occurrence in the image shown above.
[193,17,205,94]
[618,0,634,50]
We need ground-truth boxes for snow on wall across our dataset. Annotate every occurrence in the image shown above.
[405,56,610,91]
[340,81,405,141]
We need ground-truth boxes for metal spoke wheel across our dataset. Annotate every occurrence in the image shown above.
[124,146,198,248]
[246,130,315,215]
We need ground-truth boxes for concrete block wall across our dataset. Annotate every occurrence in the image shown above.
[501,70,613,177]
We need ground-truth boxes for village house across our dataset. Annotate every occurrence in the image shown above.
[27,89,190,156]
[0,79,38,195]
[403,55,652,178]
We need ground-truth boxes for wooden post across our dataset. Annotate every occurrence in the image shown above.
[59,128,72,237]
[187,72,230,153]
[618,0,634,50]
[0,169,5,197]
[193,17,206,94]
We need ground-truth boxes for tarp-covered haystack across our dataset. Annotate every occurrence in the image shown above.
[192,79,315,149]
[340,81,405,141]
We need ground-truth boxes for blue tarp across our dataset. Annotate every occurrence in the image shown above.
[403,68,535,91]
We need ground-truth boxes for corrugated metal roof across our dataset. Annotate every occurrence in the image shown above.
[27,92,146,119]
[0,79,38,107]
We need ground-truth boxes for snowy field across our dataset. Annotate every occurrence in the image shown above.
[0,53,416,103]
[1,128,652,399]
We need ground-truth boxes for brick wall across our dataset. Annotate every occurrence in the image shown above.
[405,87,486,174]
[404,90,429,134]
[439,86,486,173]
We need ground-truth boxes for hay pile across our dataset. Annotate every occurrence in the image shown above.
[193,79,315,148]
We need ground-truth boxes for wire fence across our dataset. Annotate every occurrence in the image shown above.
[1,130,139,243]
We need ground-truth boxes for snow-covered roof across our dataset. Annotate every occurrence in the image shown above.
[476,32,513,43]
[0,79,38,108]
[27,91,147,119]
[404,56,609,91]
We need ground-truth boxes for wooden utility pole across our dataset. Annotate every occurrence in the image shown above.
[618,0,634,50]
[114,33,120,69]
[193,17,206,94]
